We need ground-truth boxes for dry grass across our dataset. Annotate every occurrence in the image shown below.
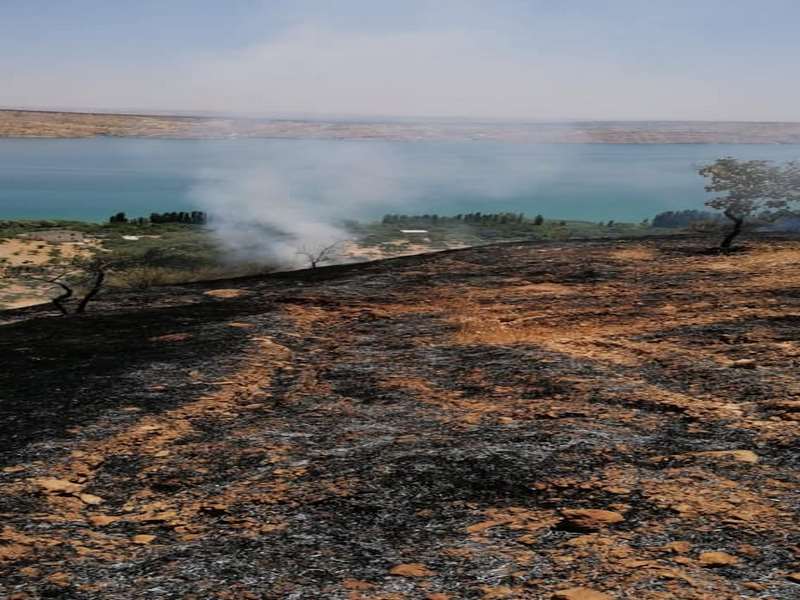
[107,265,273,290]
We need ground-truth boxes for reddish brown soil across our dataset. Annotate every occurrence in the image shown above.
[1,236,799,599]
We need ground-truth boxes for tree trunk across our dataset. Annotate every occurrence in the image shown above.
[51,281,73,316]
[720,210,744,250]
[76,269,105,314]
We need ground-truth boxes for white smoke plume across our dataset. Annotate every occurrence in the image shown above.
[190,140,570,267]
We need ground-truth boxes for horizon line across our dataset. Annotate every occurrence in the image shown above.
[3,106,800,126]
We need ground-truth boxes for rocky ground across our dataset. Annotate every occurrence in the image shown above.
[1,235,799,599]
[4,109,800,143]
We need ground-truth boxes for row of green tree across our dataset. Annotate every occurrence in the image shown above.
[382,212,546,225]
[651,210,721,229]
[109,211,208,225]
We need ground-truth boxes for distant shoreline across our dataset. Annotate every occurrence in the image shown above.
[3,109,800,144]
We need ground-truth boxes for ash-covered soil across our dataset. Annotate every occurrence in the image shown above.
[1,236,799,599]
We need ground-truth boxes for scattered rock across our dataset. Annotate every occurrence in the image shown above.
[737,544,761,558]
[729,359,757,369]
[46,572,72,587]
[199,503,229,515]
[78,493,104,505]
[787,572,800,583]
[389,563,436,577]
[553,587,613,600]
[698,551,739,567]
[30,477,82,495]
[2,465,26,474]
[342,579,374,590]
[88,515,119,527]
[662,541,692,554]
[558,509,624,531]
[131,534,156,545]
[743,582,766,591]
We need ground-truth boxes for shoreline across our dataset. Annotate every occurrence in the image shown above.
[4,109,800,144]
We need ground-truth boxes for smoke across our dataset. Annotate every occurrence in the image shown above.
[190,143,402,267]
[190,140,569,266]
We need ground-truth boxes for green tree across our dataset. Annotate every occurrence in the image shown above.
[699,158,798,250]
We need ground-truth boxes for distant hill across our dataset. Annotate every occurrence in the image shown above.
[4,109,800,142]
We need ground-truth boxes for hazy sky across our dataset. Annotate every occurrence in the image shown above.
[2,0,799,121]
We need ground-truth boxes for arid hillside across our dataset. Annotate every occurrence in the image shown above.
[1,236,799,599]
[4,109,800,143]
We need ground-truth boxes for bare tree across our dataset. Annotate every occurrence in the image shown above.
[8,256,111,315]
[699,158,799,250]
[296,241,344,269]
[74,257,109,314]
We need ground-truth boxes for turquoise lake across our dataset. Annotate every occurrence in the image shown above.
[1,138,799,222]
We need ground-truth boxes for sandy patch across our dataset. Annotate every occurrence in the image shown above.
[0,237,99,310]
[0,238,95,268]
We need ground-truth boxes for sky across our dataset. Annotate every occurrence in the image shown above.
[2,0,799,121]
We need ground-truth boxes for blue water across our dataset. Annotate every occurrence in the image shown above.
[1,138,799,222]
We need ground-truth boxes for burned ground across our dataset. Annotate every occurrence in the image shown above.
[1,236,799,599]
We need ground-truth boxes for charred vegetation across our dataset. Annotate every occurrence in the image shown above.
[1,235,799,598]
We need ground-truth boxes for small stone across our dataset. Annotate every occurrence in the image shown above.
[78,493,104,505]
[564,535,596,547]
[787,572,800,583]
[743,582,765,591]
[132,534,156,545]
[31,477,82,495]
[46,572,72,587]
[729,359,756,369]
[737,544,760,557]
[662,541,692,554]
[88,515,119,527]
[558,509,624,531]
[389,563,436,577]
[553,587,613,600]
[698,551,739,567]
[342,579,374,590]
